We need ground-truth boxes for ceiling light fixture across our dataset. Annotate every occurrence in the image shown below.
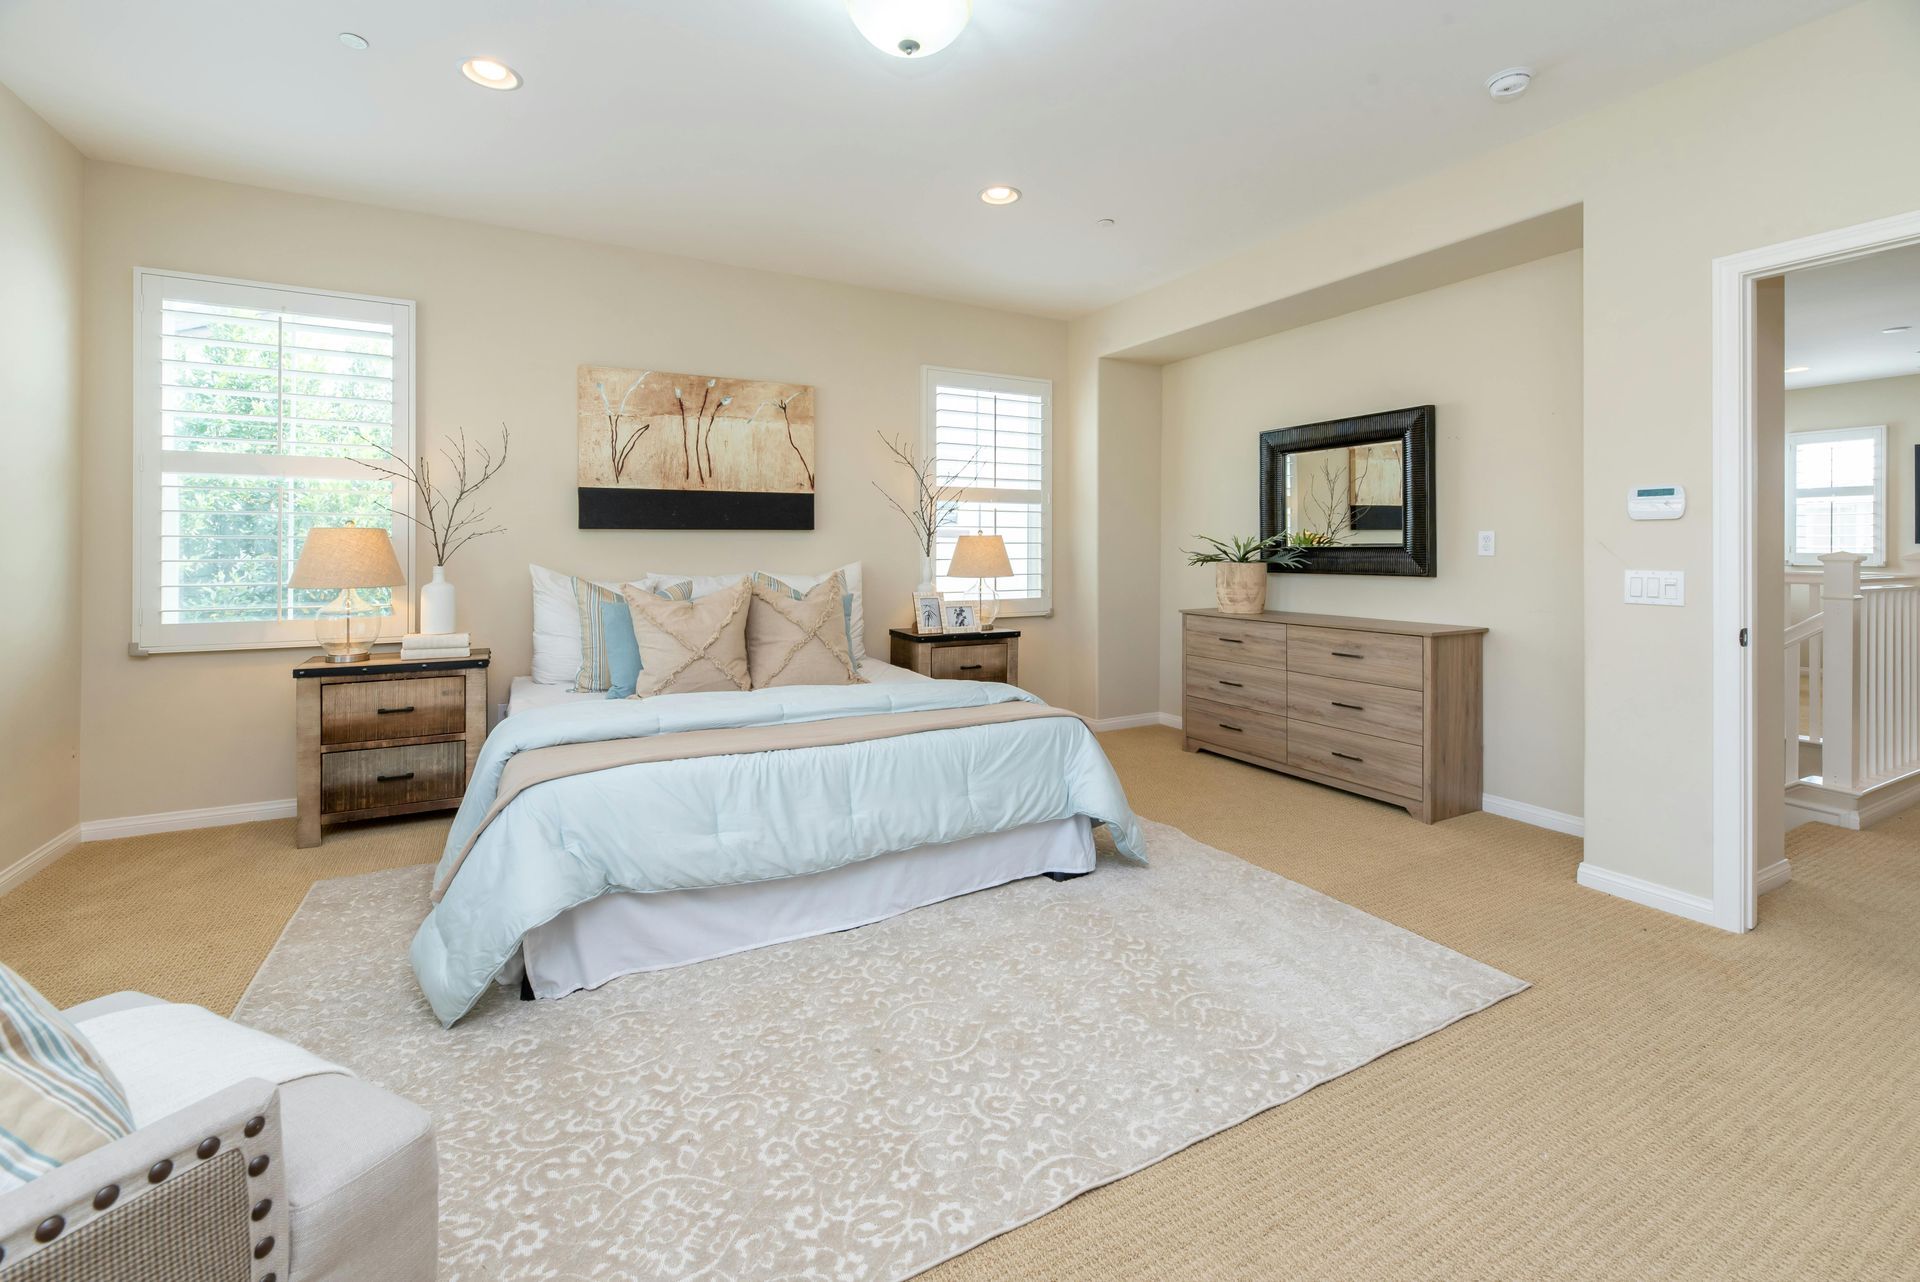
[338,32,369,50]
[979,185,1021,206]
[1883,325,1912,334]
[1485,67,1534,100]
[1785,366,1811,374]
[461,57,522,90]
[846,0,971,58]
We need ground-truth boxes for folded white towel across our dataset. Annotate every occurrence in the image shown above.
[400,646,471,659]
[402,632,470,648]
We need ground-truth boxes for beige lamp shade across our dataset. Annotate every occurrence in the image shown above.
[288,523,406,589]
[946,533,1013,580]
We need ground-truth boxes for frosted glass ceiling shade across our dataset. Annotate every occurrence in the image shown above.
[846,0,971,57]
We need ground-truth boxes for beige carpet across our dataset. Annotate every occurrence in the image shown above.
[4,725,1918,1279]
[232,819,1522,1281]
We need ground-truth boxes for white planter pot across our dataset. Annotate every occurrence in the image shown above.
[421,566,457,635]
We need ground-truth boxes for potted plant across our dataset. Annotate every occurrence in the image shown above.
[1183,533,1305,614]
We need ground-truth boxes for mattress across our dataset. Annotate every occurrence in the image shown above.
[506,658,928,716]
[512,816,1094,1000]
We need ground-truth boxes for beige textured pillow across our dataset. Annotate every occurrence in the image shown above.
[747,571,865,688]
[622,578,752,697]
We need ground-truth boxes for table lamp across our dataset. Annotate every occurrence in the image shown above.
[289,521,407,662]
[946,533,1012,631]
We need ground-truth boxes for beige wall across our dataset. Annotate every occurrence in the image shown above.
[1069,0,1920,899]
[1158,251,1585,818]
[1785,373,1920,567]
[0,85,82,864]
[78,163,1070,821]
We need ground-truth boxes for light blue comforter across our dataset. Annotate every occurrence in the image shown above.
[410,681,1144,1024]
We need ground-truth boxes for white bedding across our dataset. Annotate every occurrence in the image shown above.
[506,658,927,716]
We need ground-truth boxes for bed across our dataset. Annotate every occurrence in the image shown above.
[408,569,1144,1026]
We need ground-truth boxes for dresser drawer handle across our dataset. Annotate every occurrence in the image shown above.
[1331,651,1365,660]
[958,664,984,671]
[1217,637,1243,644]
[1217,723,1243,733]
[1330,701,1364,711]
[1217,679,1244,688]
[1330,751,1363,763]
[376,772,415,783]
[376,706,416,715]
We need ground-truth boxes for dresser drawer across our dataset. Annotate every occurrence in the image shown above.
[320,741,465,814]
[1184,614,1287,669]
[1286,721,1423,800]
[1286,671,1423,746]
[1286,626,1425,690]
[1184,696,1287,764]
[930,644,1009,681]
[1183,656,1287,717]
[321,676,467,745]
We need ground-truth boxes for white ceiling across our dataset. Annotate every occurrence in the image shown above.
[1786,244,1920,390]
[0,0,1855,317]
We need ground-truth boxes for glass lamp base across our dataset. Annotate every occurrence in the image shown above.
[316,588,384,662]
[975,580,999,631]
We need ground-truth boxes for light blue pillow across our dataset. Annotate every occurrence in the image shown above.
[572,578,691,698]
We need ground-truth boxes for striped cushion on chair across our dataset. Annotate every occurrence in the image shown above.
[0,963,134,1190]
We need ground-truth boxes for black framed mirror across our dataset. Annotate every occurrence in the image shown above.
[1258,405,1435,577]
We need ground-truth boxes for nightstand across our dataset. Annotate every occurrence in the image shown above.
[888,628,1021,684]
[292,649,490,847]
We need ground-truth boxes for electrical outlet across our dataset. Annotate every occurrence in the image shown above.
[1477,530,1496,556]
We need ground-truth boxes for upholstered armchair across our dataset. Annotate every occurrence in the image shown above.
[0,993,436,1282]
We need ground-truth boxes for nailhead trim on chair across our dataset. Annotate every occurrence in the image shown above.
[148,1158,173,1183]
[197,1137,222,1160]
[93,1184,120,1211]
[243,1116,266,1138]
[33,1215,64,1243]
[250,1198,272,1222]
[253,1234,275,1259]
[247,1155,270,1177]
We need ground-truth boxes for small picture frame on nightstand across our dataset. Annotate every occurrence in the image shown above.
[944,602,977,632]
[912,592,945,634]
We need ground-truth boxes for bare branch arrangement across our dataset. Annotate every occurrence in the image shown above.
[872,432,975,562]
[357,425,512,567]
[1292,450,1375,546]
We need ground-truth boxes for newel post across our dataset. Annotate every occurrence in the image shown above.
[1819,552,1865,791]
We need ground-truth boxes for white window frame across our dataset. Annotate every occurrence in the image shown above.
[1785,423,1886,568]
[131,269,417,654]
[920,365,1053,617]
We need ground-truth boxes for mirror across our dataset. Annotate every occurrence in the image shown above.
[1259,405,1435,577]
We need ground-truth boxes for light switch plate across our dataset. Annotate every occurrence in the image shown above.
[1624,569,1684,606]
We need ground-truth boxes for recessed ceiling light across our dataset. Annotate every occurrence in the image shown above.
[1785,366,1811,374]
[1095,217,1116,228]
[338,32,369,50]
[846,0,971,58]
[980,185,1021,206]
[1485,67,1533,100]
[461,57,522,90]
[1883,325,1912,334]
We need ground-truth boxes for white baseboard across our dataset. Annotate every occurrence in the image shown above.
[1575,861,1718,926]
[0,824,81,898]
[1756,857,1792,895]
[1481,794,1585,838]
[80,798,297,843]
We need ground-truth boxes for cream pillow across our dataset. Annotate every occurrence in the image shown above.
[747,571,865,688]
[622,579,752,697]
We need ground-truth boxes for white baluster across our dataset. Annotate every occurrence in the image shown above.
[1820,553,1865,792]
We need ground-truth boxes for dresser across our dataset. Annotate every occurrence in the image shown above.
[293,649,490,847]
[1180,610,1485,823]
[889,628,1021,684]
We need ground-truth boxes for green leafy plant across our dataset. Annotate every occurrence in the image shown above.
[1183,533,1307,568]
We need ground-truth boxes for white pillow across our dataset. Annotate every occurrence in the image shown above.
[635,562,866,660]
[530,564,625,687]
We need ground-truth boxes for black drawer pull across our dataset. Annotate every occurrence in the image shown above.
[1218,637,1243,644]
[1218,679,1243,688]
[1217,723,1243,733]
[376,772,415,783]
[1330,751,1363,762]
[1330,701,1364,711]
[1331,651,1365,660]
[959,664,983,671]
[377,706,415,715]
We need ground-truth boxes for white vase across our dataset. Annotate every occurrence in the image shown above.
[420,566,457,635]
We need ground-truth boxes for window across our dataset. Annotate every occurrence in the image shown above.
[1786,425,1886,567]
[923,367,1051,615]
[133,271,415,653]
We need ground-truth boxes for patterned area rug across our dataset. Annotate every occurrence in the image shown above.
[235,819,1524,1281]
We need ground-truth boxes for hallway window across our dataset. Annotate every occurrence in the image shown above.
[1787,425,1885,567]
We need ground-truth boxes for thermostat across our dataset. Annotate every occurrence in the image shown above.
[1628,485,1686,520]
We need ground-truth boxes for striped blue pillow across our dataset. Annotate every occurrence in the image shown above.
[1,962,134,1190]
[573,577,693,698]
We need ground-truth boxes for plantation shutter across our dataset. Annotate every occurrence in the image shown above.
[1787,426,1886,567]
[134,271,415,653]
[924,368,1051,612]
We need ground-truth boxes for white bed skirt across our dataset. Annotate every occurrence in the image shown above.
[513,816,1095,1000]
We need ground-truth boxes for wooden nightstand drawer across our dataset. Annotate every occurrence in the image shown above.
[321,742,465,814]
[322,676,467,745]
[930,643,1009,681]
